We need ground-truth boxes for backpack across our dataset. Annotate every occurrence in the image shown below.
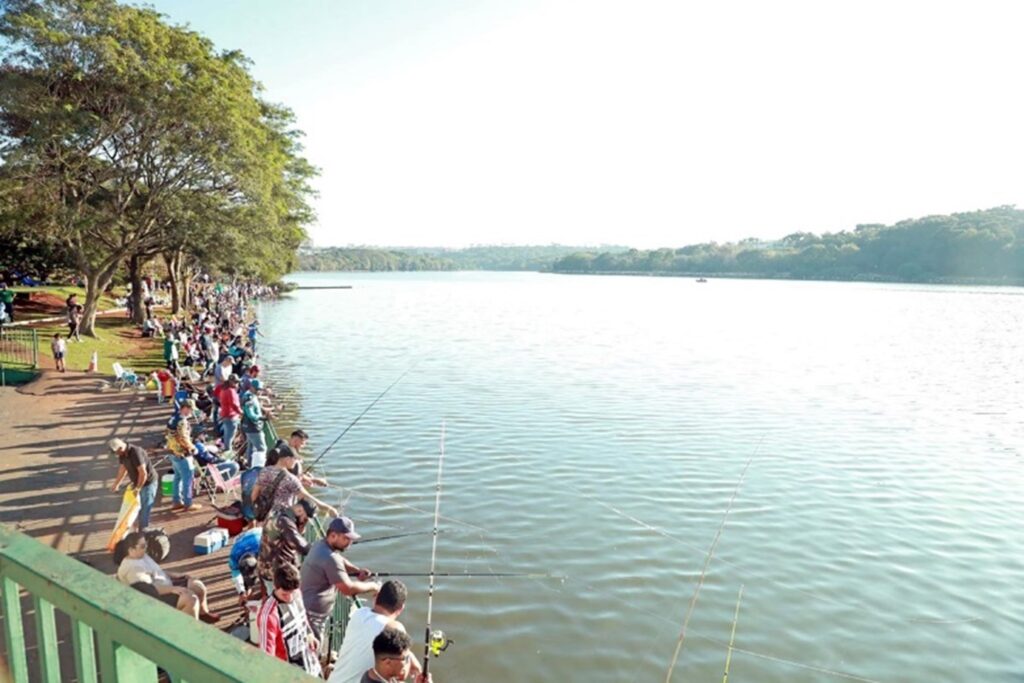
[252,468,288,522]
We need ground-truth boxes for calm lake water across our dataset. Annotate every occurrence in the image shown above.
[257,271,1024,682]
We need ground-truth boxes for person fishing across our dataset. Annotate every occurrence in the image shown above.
[328,580,423,683]
[359,627,433,683]
[299,517,380,647]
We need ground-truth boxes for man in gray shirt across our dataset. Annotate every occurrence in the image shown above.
[300,517,380,641]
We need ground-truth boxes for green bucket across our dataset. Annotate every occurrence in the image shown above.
[161,473,174,497]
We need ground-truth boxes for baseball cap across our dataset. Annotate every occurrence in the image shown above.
[327,516,360,540]
[180,399,197,411]
[107,438,127,453]
[249,379,262,391]
[227,373,240,385]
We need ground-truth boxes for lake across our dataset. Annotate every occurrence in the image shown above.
[257,271,1024,682]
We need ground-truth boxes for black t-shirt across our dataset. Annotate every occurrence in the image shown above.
[120,444,157,487]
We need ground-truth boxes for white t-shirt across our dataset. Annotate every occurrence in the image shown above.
[327,607,392,683]
[116,555,172,588]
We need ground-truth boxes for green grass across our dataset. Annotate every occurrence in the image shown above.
[33,315,165,376]
[10,285,122,322]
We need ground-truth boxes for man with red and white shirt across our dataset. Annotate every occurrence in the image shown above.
[256,563,321,677]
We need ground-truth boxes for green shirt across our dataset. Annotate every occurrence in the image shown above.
[0,290,14,304]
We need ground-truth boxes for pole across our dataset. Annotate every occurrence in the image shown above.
[306,365,415,470]
[722,585,744,683]
[423,421,445,679]
[664,439,760,683]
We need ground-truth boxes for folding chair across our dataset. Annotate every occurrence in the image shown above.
[111,362,141,391]
[193,461,220,503]
[206,463,241,497]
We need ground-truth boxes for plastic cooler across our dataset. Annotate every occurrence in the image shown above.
[193,528,229,555]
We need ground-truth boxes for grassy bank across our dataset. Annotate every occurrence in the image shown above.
[2,285,164,377]
[30,315,165,376]
[8,285,121,323]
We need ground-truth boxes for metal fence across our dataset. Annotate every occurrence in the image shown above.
[0,525,317,683]
[0,328,38,369]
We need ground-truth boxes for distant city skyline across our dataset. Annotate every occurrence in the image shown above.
[148,0,1024,249]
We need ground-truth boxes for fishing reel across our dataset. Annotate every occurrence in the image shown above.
[428,630,454,657]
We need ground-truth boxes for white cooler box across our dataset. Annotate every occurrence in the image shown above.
[193,528,229,555]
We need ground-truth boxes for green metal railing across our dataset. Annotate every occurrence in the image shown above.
[0,328,38,369]
[0,328,39,386]
[0,525,318,682]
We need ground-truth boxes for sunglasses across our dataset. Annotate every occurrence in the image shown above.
[382,653,412,664]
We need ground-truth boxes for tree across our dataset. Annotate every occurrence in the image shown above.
[0,0,315,335]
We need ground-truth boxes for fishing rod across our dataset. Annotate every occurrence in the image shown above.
[721,585,744,683]
[664,443,759,683]
[306,364,416,470]
[352,528,444,544]
[423,422,447,675]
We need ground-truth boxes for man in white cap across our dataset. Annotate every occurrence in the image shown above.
[108,438,158,531]
[300,517,380,647]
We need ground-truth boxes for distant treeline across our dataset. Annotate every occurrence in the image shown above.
[550,207,1024,283]
[297,244,628,272]
[297,248,456,272]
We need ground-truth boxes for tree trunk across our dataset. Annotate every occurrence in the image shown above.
[182,268,195,311]
[164,250,182,314]
[80,262,118,337]
[128,254,146,325]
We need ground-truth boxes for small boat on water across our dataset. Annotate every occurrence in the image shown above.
[696,277,708,283]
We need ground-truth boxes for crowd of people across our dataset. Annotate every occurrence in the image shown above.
[105,279,433,682]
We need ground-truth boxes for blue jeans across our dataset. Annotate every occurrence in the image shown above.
[221,417,240,457]
[244,429,267,468]
[170,455,194,506]
[137,479,158,529]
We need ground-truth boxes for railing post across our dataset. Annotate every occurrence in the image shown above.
[31,329,38,369]
[97,633,158,682]
[32,596,61,683]
[71,617,98,683]
[1,577,29,683]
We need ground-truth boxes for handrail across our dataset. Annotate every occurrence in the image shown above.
[0,524,317,682]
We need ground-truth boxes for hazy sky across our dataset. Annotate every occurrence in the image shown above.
[147,0,1024,248]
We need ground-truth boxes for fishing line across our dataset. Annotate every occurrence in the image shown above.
[691,631,887,683]
[505,450,974,629]
[664,446,758,683]
[325,483,488,533]
[307,364,417,470]
[353,530,444,545]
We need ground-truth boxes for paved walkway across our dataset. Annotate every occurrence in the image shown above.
[0,370,246,671]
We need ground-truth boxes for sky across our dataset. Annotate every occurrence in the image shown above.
[147,0,1024,249]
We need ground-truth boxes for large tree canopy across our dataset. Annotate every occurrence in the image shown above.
[0,0,316,333]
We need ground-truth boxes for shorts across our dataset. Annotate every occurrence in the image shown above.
[53,352,64,360]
